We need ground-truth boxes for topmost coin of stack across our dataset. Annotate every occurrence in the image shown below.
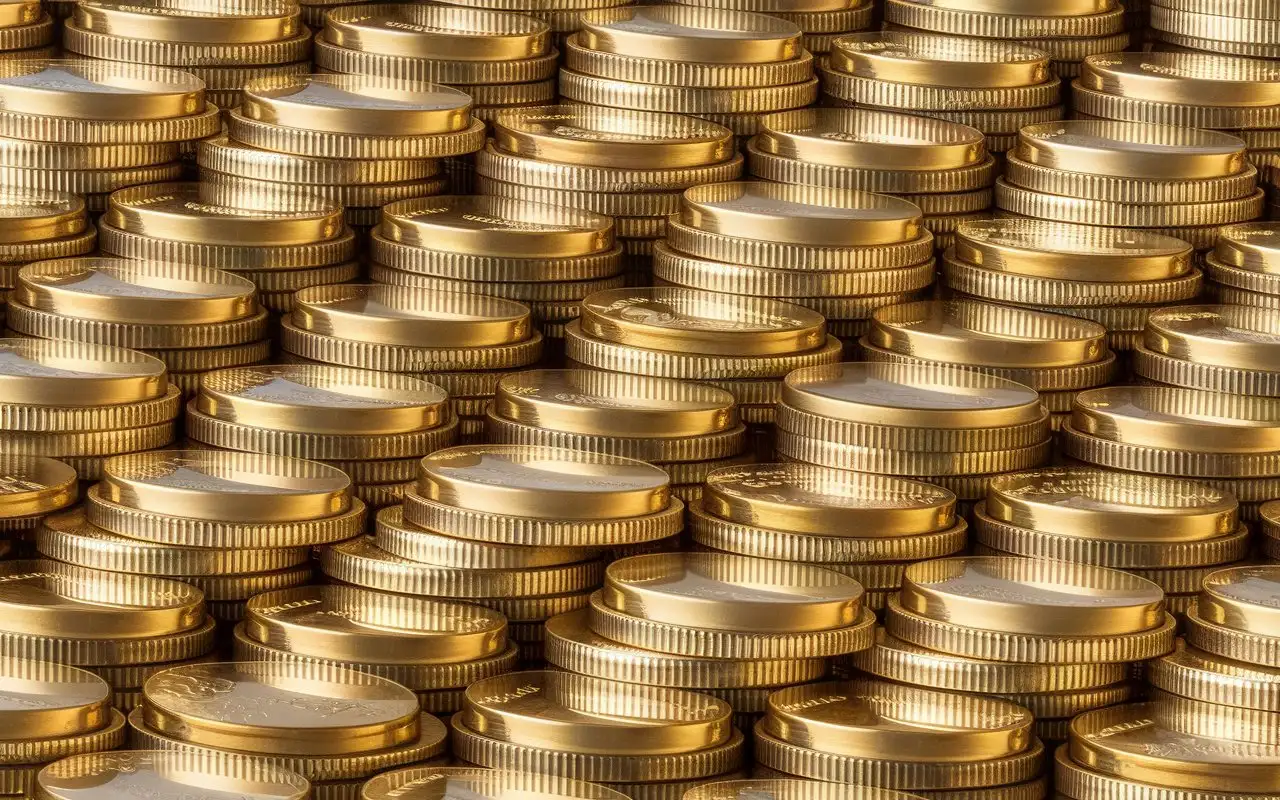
[429,0,631,49]
[0,0,50,60]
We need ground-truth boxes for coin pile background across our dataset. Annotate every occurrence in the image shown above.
[1206,222,1280,309]
[1133,304,1280,398]
[0,191,94,303]
[1149,0,1280,59]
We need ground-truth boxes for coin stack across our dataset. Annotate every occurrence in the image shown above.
[1133,305,1280,398]
[995,120,1263,252]
[368,195,620,345]
[861,299,1112,435]
[322,444,684,664]
[688,463,968,614]
[654,182,935,341]
[315,5,557,128]
[0,658,125,797]
[279,284,542,445]
[130,662,451,798]
[98,182,354,316]
[235,584,519,717]
[0,61,217,213]
[476,105,743,281]
[1150,0,1280,59]
[1182,565,1280,680]
[1204,222,1280,310]
[561,7,816,142]
[819,31,1064,158]
[62,0,312,115]
[746,108,996,250]
[363,766,635,800]
[972,467,1251,620]
[943,219,1198,353]
[185,365,458,511]
[485,370,752,501]
[452,670,744,798]
[0,455,77,540]
[0,191,95,302]
[432,0,632,50]
[0,0,50,59]
[0,339,179,481]
[883,0,1128,81]
[768,3,873,57]
[1060,385,1280,524]
[37,751,311,800]
[7,257,271,396]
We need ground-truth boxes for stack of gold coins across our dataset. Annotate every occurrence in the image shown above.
[485,370,751,500]
[657,0,874,57]
[324,444,681,664]
[0,0,50,59]
[130,662,451,797]
[883,0,1128,81]
[37,751,311,800]
[1133,305,1280,398]
[1060,385,1280,524]
[775,363,1052,513]
[1265,501,1280,559]
[364,766,637,800]
[0,455,76,541]
[477,105,742,280]
[432,0,632,50]
[688,463,968,614]
[0,339,179,481]
[279,284,542,444]
[944,219,1198,354]
[566,287,842,434]
[62,0,312,115]
[1180,565,1280,682]
[654,182,934,338]
[746,108,996,249]
[995,120,1262,252]
[7,257,270,395]
[1205,222,1280,309]
[973,467,1251,620]
[98,182,354,316]
[819,32,1063,158]
[0,658,124,796]
[451,671,745,798]
[369,195,620,345]
[860,299,1116,431]
[235,585,518,717]
[185,365,457,511]
[0,191,95,299]
[754,677,1045,794]
[315,6,557,128]
[560,7,815,143]
[0,61,217,212]
[1150,0,1280,59]
[35,449,360,634]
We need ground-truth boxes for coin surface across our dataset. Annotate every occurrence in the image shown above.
[1215,222,1280,273]
[362,767,631,800]
[0,657,110,739]
[579,6,801,64]
[756,107,986,171]
[0,189,84,245]
[1144,305,1280,370]
[324,4,549,59]
[0,60,204,120]
[36,750,310,800]
[1070,385,1280,454]
[380,195,613,258]
[0,338,167,407]
[684,780,927,800]
[832,31,1050,88]
[0,456,76,519]
[241,74,472,136]
[74,0,301,42]
[1198,565,1280,635]
[1016,120,1246,179]
[1079,52,1280,107]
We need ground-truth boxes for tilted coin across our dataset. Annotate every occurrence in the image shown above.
[74,0,301,43]
[0,338,166,407]
[1144,305,1280,371]
[685,780,926,800]
[241,74,471,136]
[1070,385,1280,454]
[324,4,550,60]
[0,657,110,739]
[1198,565,1280,635]
[831,31,1050,88]
[0,455,76,519]
[380,195,613,258]
[578,6,801,64]
[0,189,84,244]
[1079,52,1280,107]
[1016,120,1247,180]
[36,750,310,800]
[0,59,203,120]
[362,767,631,800]
[756,107,986,171]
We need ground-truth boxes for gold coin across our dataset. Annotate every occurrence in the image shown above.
[896,0,1111,11]
[901,556,1166,637]
[1079,51,1280,107]
[0,338,166,407]
[0,0,38,26]
[420,444,669,520]
[1215,221,1280,274]
[1071,385,1280,454]
[143,661,421,756]
[0,59,203,121]
[227,108,485,160]
[37,750,309,800]
[493,104,732,170]
[603,551,863,634]
[1198,565,1280,635]
[1144,304,1280,371]
[832,31,1050,88]
[756,106,985,171]
[363,767,631,800]
[1017,119,1246,180]
[461,670,732,755]
[1148,641,1280,712]
[885,0,1123,36]
[764,678,1033,762]
[100,449,350,523]
[579,6,800,64]
[74,0,300,44]
[197,134,439,187]
[0,455,76,518]
[685,780,925,800]
[0,656,111,739]
[0,188,84,244]
[195,365,449,435]
[292,284,532,348]
[380,194,613,258]
[325,4,549,60]
[580,287,826,357]
[242,73,471,136]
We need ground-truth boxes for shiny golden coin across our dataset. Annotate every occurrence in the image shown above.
[1198,565,1280,635]
[579,6,801,64]
[196,365,448,436]
[241,73,470,136]
[602,551,863,634]
[1215,222,1280,274]
[1144,305,1280,370]
[419,445,670,520]
[101,450,350,523]
[832,31,1050,88]
[142,661,421,756]
[380,195,613,258]
[756,107,985,171]
[580,287,826,357]
[681,181,920,247]
[1148,642,1280,712]
[1070,385,1280,454]
[869,299,1108,368]
[764,678,1033,762]
[363,767,631,800]
[782,361,1043,429]
[37,750,309,800]
[0,60,203,121]
[685,780,925,800]
[0,455,76,519]
[1016,120,1246,180]
[16,257,256,326]
[0,559,203,639]
[243,584,507,666]
[0,189,83,244]
[74,0,300,44]
[901,556,1165,637]
[0,0,37,26]
[292,284,532,348]
[0,657,110,739]
[0,338,166,407]
[325,4,549,60]
[461,670,732,755]
[1079,52,1280,107]
[703,462,955,537]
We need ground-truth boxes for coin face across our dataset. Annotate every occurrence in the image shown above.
[242,74,471,136]
[324,5,550,59]
[0,657,111,738]
[1018,120,1246,179]
[1199,566,1280,634]
[1145,305,1280,369]
[833,31,1049,88]
[380,194,613,257]
[0,455,77,518]
[0,60,204,120]
[1071,386,1280,454]
[685,780,926,800]
[579,6,801,64]
[363,767,631,800]
[0,189,84,244]
[0,338,167,407]
[36,751,310,800]
[756,107,986,170]
[955,218,1193,281]
[1080,52,1280,106]
[1217,222,1280,272]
